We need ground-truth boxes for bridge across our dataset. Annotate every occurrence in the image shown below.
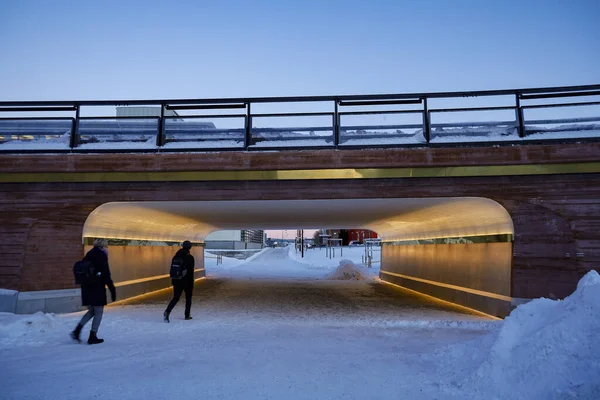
[0,84,599,317]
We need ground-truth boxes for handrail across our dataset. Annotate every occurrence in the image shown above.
[1,83,599,107]
[0,83,599,152]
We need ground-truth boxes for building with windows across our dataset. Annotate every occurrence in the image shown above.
[204,229,264,250]
[319,229,378,246]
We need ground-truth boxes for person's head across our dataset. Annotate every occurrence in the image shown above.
[93,238,108,248]
[182,240,192,250]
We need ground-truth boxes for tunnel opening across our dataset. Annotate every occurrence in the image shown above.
[82,198,514,317]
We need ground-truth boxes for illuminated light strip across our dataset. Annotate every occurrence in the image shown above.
[380,279,501,321]
[1,162,599,183]
[108,276,207,307]
[114,269,206,287]
[380,270,512,302]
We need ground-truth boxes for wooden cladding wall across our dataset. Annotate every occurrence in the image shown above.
[0,173,598,299]
[1,142,600,173]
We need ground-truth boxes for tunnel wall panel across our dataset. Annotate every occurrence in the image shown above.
[84,245,204,285]
[380,242,512,317]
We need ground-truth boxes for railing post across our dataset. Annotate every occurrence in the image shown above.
[245,102,251,149]
[515,94,525,138]
[333,100,339,147]
[156,104,165,147]
[423,97,431,143]
[70,105,80,149]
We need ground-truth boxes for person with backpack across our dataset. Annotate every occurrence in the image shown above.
[70,238,117,345]
[163,240,195,323]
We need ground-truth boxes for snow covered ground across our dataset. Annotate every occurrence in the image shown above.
[1,246,598,399]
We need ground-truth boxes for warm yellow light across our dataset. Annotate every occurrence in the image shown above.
[381,280,501,320]
[107,277,206,307]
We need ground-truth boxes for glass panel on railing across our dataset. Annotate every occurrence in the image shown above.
[339,112,424,146]
[0,119,72,150]
[163,116,245,149]
[77,118,158,149]
[429,109,518,144]
[250,115,333,148]
[522,102,600,141]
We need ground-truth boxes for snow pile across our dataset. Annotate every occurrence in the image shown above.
[0,311,62,346]
[326,260,372,280]
[456,270,600,399]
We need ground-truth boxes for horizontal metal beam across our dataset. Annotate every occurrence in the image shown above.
[165,104,246,110]
[525,116,600,125]
[252,112,333,118]
[430,121,517,128]
[520,90,600,100]
[1,84,599,107]
[339,109,423,116]
[163,114,246,119]
[338,99,422,106]
[341,124,424,130]
[429,106,515,113]
[0,106,77,112]
[521,101,600,109]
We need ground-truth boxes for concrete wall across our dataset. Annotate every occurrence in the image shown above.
[380,242,512,317]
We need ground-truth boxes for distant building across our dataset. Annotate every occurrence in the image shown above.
[205,229,264,250]
[320,229,378,245]
[116,106,181,118]
[347,229,378,243]
[116,106,215,128]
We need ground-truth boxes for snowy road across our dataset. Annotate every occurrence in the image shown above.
[2,248,596,399]
[0,277,495,400]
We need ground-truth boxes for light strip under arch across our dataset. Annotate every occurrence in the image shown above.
[83,198,514,242]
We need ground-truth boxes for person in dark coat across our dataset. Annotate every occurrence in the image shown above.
[164,240,195,322]
[70,238,116,345]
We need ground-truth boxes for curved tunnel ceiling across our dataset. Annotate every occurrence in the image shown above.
[82,198,514,243]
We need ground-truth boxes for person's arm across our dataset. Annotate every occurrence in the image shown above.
[103,254,117,301]
[187,253,195,282]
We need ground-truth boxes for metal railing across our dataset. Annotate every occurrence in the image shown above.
[0,84,599,152]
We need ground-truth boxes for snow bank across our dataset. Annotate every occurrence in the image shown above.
[326,260,374,281]
[0,311,63,346]
[456,270,600,399]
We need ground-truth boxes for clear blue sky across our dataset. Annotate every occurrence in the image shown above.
[1,0,598,101]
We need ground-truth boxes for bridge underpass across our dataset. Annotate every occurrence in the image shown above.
[79,197,513,317]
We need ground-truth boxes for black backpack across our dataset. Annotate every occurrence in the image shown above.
[73,259,99,284]
[170,256,187,280]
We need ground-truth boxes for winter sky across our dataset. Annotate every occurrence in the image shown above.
[0,0,598,102]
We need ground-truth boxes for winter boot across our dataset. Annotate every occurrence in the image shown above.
[70,324,83,343]
[87,331,104,345]
[185,315,193,320]
[163,311,170,323]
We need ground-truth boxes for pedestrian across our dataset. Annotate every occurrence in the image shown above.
[70,238,117,345]
[164,240,195,322]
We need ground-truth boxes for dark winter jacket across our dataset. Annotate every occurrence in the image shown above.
[80,246,116,306]
[172,248,195,286]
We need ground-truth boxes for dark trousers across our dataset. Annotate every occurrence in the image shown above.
[166,280,193,317]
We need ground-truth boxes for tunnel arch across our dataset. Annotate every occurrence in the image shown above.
[82,198,514,317]
[83,198,513,243]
